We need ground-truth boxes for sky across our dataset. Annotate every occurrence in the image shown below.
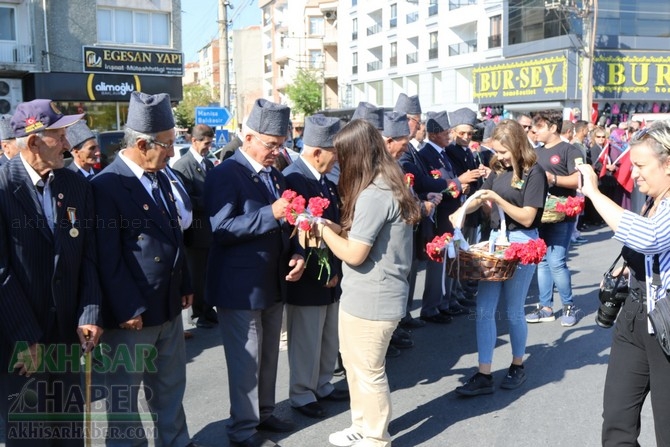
[181,0,261,63]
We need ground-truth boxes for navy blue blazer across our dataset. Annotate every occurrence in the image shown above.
[0,154,9,168]
[419,142,463,233]
[205,149,294,310]
[399,143,449,197]
[91,157,192,328]
[282,157,341,306]
[68,161,99,179]
[172,150,214,249]
[0,157,102,368]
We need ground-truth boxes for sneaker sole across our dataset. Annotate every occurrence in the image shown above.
[561,320,577,327]
[455,386,494,396]
[526,316,556,323]
[500,375,527,390]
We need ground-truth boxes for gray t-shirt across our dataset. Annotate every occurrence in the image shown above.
[340,179,413,321]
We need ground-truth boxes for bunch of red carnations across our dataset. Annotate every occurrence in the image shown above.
[503,238,547,265]
[425,232,454,263]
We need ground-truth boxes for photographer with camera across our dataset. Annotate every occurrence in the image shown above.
[576,119,670,447]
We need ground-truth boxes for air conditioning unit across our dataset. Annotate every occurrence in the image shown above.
[0,79,22,114]
[324,11,337,20]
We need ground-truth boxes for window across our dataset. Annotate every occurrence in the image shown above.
[352,52,358,75]
[352,18,358,40]
[390,4,397,28]
[309,17,324,36]
[309,50,322,69]
[0,7,16,41]
[352,0,357,6]
[489,15,501,48]
[97,8,170,46]
[429,31,438,60]
[428,0,438,17]
[390,42,397,67]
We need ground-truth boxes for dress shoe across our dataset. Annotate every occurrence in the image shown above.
[321,388,350,402]
[257,415,294,433]
[458,297,477,307]
[390,333,414,349]
[442,302,467,316]
[420,313,452,324]
[293,401,325,419]
[394,327,412,340]
[230,432,280,447]
[400,317,426,329]
[196,318,217,329]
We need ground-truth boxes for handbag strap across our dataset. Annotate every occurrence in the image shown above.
[606,251,627,274]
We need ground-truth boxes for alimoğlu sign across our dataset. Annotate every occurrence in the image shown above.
[473,51,575,104]
[83,46,183,77]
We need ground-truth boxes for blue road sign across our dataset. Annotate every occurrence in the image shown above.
[195,107,231,126]
[215,130,229,147]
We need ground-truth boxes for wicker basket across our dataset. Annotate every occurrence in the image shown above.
[541,195,566,224]
[447,195,518,282]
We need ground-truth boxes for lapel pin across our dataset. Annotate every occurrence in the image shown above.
[143,204,149,211]
[57,193,64,199]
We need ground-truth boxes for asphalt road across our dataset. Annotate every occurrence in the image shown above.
[1,224,657,446]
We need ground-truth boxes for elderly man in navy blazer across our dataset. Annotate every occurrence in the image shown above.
[92,92,195,447]
[0,114,18,167]
[0,99,102,446]
[282,114,348,420]
[66,120,100,179]
[205,98,305,447]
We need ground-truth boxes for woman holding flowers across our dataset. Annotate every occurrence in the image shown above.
[316,119,420,447]
[453,120,548,396]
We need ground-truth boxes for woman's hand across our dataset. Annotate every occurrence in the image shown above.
[576,164,599,198]
[476,189,500,205]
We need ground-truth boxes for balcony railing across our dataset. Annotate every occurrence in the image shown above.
[352,65,358,75]
[406,12,418,23]
[390,17,397,28]
[367,61,382,72]
[406,52,418,64]
[428,47,438,60]
[0,43,33,64]
[488,34,501,48]
[366,24,382,36]
[449,0,477,10]
[448,39,477,56]
[389,56,397,67]
[428,4,438,16]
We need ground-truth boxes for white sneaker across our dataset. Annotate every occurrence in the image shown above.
[329,427,364,446]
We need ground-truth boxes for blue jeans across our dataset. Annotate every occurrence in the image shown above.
[537,221,574,309]
[476,229,538,365]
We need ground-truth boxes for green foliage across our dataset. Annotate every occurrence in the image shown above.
[285,69,322,117]
[174,84,217,129]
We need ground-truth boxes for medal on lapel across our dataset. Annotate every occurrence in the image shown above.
[67,207,79,238]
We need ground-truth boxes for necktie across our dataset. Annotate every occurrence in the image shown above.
[165,168,192,213]
[260,170,278,199]
[440,151,453,172]
[145,172,170,217]
[319,176,331,200]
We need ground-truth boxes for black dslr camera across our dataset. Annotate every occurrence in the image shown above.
[596,272,629,328]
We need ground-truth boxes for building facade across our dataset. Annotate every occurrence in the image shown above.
[0,0,183,131]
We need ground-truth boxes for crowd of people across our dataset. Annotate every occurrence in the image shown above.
[0,90,667,447]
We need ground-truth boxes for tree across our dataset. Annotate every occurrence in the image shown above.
[174,84,217,130]
[285,69,322,117]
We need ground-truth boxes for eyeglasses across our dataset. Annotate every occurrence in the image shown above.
[252,133,282,151]
[631,127,650,143]
[521,125,532,130]
[594,135,606,138]
[149,139,174,150]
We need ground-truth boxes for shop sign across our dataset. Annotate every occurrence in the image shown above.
[83,46,184,77]
[473,51,574,103]
[593,51,670,99]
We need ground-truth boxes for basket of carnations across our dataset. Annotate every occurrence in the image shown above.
[283,190,333,280]
[541,195,585,223]
[434,191,547,281]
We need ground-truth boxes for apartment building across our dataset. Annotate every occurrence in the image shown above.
[0,0,183,131]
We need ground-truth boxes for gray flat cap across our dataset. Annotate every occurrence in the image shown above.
[67,120,96,149]
[425,111,450,133]
[482,120,496,140]
[395,94,421,115]
[382,112,410,139]
[449,107,477,128]
[351,102,384,130]
[303,114,341,148]
[247,98,291,137]
[126,92,174,134]
[0,114,13,140]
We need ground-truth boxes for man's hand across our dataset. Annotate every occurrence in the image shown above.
[286,254,305,282]
[427,192,442,205]
[271,197,289,220]
[182,294,194,310]
[423,200,435,216]
[120,315,143,331]
[458,169,481,185]
[77,325,103,354]
[13,344,42,377]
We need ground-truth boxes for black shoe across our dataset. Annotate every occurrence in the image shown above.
[394,327,412,340]
[390,333,414,349]
[196,318,217,329]
[231,433,280,447]
[457,297,477,307]
[455,372,494,396]
[257,415,294,433]
[500,364,527,390]
[400,317,426,329]
[442,302,468,316]
[420,313,453,324]
[293,401,325,419]
[321,389,350,402]
[386,345,401,358]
